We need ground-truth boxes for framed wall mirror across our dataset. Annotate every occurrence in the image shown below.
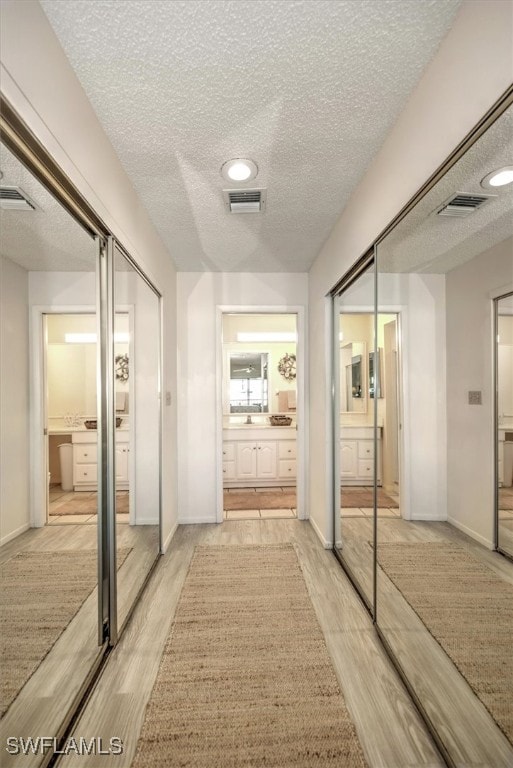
[228,352,269,413]
[369,349,382,398]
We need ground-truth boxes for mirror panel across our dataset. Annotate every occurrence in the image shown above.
[0,140,103,758]
[114,246,161,632]
[497,293,513,557]
[333,266,376,611]
[376,103,513,764]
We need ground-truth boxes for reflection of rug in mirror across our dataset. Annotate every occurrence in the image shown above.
[377,542,513,743]
[341,486,398,508]
[132,544,368,767]
[0,547,131,717]
[223,490,296,511]
[49,492,129,516]
[499,486,513,511]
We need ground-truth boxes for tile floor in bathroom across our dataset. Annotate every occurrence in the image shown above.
[223,486,297,521]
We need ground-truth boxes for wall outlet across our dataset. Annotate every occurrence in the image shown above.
[468,390,482,405]
[165,391,172,406]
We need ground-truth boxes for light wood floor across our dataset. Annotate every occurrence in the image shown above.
[337,517,513,767]
[0,522,158,768]
[55,519,443,768]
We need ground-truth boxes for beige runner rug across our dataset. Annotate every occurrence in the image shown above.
[132,544,368,767]
[0,548,131,717]
[378,542,513,744]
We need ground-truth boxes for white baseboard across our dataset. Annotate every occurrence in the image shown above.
[178,515,217,525]
[1,522,30,547]
[447,516,494,550]
[309,516,332,549]
[161,521,179,554]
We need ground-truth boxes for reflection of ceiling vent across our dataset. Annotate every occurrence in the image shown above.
[223,188,266,213]
[436,192,496,218]
[0,186,37,211]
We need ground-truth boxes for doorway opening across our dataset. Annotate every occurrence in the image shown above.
[219,312,301,521]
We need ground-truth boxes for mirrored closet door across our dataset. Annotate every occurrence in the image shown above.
[0,123,162,765]
[0,138,104,755]
[496,292,513,559]
[375,101,513,766]
[114,243,161,633]
[332,262,377,613]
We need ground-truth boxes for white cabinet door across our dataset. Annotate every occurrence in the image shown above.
[340,441,358,478]
[236,442,257,479]
[257,441,277,478]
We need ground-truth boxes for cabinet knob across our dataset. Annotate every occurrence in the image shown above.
[84,453,88,457]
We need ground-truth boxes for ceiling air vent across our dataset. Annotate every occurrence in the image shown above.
[223,188,266,213]
[0,186,37,211]
[436,192,496,218]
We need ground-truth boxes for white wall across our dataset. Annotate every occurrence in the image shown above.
[0,0,178,547]
[308,0,513,544]
[177,272,308,523]
[446,237,513,547]
[0,256,30,544]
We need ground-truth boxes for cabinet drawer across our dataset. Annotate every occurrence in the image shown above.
[74,464,97,483]
[358,441,374,460]
[74,445,98,464]
[222,443,235,461]
[358,459,374,478]
[222,460,236,480]
[279,459,296,479]
[278,441,296,459]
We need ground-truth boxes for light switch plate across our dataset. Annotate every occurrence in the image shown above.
[468,390,482,405]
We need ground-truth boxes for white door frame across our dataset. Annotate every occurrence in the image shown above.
[215,305,308,522]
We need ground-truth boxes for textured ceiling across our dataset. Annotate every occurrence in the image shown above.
[0,142,95,271]
[378,104,513,274]
[40,0,462,273]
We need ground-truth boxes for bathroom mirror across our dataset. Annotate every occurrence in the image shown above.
[369,349,382,398]
[227,352,269,413]
[340,342,366,411]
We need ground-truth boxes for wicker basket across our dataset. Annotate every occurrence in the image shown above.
[84,418,122,429]
[269,415,292,426]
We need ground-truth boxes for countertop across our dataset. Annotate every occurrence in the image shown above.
[48,419,129,435]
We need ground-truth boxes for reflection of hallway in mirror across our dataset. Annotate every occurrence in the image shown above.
[0,519,157,739]
[340,482,400,519]
[48,487,129,524]
[223,486,297,520]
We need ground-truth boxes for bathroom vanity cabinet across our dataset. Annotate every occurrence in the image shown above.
[72,430,129,491]
[340,425,382,485]
[222,427,296,487]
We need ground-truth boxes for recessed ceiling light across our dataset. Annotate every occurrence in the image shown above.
[481,166,513,189]
[221,158,258,183]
